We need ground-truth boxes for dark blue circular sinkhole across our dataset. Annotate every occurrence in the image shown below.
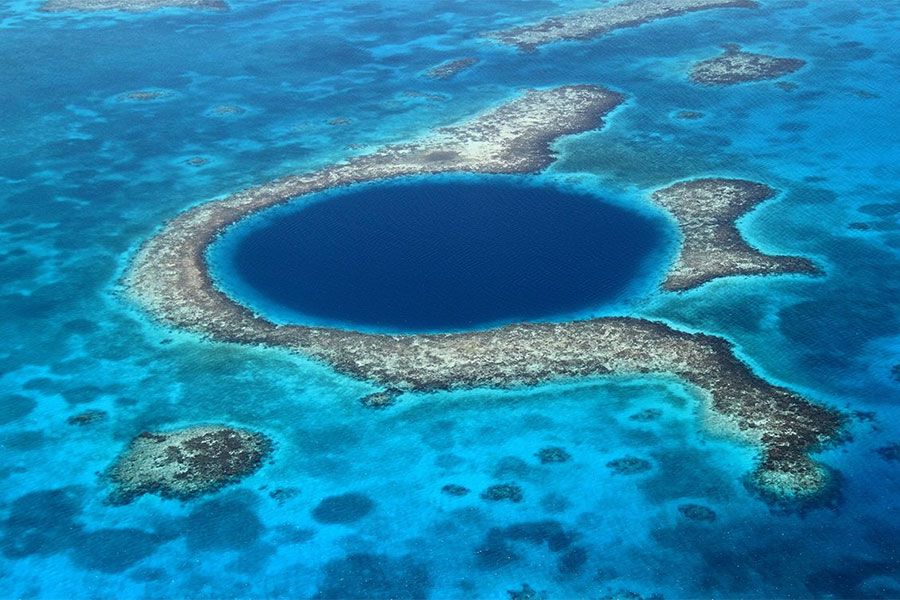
[212,178,670,332]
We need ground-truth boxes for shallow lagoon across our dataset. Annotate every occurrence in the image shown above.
[211,177,672,332]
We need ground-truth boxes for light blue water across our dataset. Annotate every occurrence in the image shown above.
[1,0,898,598]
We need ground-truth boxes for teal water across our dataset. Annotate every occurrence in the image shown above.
[1,0,899,598]
[210,177,672,332]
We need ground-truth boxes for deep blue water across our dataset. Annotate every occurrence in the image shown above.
[218,179,670,331]
[1,0,899,598]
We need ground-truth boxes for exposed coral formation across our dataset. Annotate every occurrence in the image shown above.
[41,0,225,11]
[107,425,271,503]
[652,178,819,290]
[123,86,843,500]
[690,45,805,85]
[425,57,479,79]
[484,0,757,51]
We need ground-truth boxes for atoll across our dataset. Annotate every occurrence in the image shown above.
[425,57,478,80]
[123,85,843,501]
[536,446,571,464]
[690,45,805,85]
[41,0,225,11]
[484,0,757,51]
[107,425,271,504]
[481,483,524,503]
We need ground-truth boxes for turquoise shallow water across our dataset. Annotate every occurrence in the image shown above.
[1,0,899,598]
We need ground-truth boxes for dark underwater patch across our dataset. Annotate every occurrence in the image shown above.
[805,557,900,599]
[185,496,264,551]
[313,553,432,599]
[0,488,82,559]
[0,394,37,425]
[71,528,164,574]
[875,443,900,462]
[311,492,375,524]
[480,483,524,503]
[606,456,652,475]
[272,524,315,545]
[493,456,533,479]
[474,520,578,571]
[1,430,45,451]
[558,546,588,576]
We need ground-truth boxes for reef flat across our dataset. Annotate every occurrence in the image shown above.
[484,0,757,52]
[425,58,479,80]
[690,45,806,85]
[107,425,272,504]
[652,178,820,291]
[40,0,225,11]
[124,85,841,499]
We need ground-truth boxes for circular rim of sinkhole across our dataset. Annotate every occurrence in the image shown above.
[207,175,675,334]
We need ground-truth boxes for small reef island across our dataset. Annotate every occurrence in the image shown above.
[40,0,225,11]
[124,84,843,503]
[484,0,758,51]
[690,44,806,85]
[107,425,272,504]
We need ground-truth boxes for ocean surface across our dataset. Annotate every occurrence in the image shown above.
[0,0,898,598]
